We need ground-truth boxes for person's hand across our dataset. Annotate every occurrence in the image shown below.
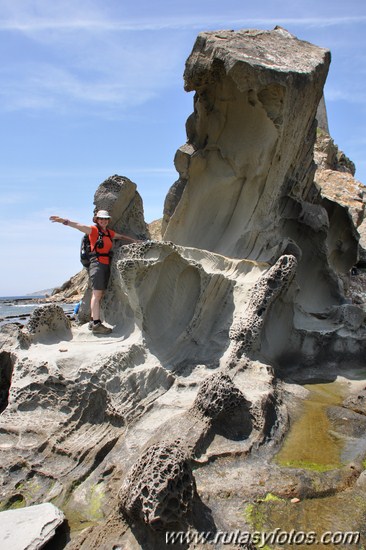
[49,216,69,225]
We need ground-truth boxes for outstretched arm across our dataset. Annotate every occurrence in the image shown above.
[49,216,91,235]
[113,232,141,243]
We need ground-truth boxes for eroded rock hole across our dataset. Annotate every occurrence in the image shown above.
[0,351,13,413]
[6,494,25,509]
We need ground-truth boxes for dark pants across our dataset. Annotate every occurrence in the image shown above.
[89,260,111,290]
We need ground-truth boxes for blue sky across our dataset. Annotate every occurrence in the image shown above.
[1,0,366,295]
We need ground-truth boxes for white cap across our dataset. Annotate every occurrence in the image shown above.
[95,210,111,219]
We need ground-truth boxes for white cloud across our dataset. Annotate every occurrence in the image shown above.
[1,0,365,37]
[1,8,366,33]
[0,65,159,113]
[1,1,365,116]
[0,12,185,114]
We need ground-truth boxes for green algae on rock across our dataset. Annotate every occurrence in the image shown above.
[275,380,348,471]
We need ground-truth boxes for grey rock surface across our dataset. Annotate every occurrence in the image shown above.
[94,174,149,240]
[24,304,72,344]
[119,441,195,530]
[163,28,330,262]
[161,27,366,358]
[0,502,64,550]
[313,126,366,269]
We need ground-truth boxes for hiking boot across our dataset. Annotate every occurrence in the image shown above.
[88,321,93,331]
[92,322,112,335]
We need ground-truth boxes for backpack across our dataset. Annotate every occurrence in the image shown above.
[80,229,113,268]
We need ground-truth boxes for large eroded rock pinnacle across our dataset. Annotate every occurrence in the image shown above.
[163,27,330,257]
[163,27,350,319]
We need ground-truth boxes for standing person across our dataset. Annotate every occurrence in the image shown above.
[50,210,138,334]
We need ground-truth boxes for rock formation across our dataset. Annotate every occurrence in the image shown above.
[163,27,330,265]
[24,304,72,344]
[1,26,366,549]
[50,270,88,304]
[0,503,65,549]
[314,128,366,268]
[93,174,149,239]
[313,100,366,306]
[162,26,365,364]
[119,441,195,530]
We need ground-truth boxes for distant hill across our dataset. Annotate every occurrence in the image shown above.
[148,218,162,240]
[27,288,55,297]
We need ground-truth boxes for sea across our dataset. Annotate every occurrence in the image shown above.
[0,296,77,327]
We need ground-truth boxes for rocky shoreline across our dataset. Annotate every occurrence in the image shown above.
[0,269,88,328]
[0,297,77,327]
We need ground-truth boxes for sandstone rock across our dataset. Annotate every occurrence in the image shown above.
[343,389,366,416]
[321,194,360,277]
[314,164,364,275]
[162,26,363,342]
[0,322,31,350]
[327,406,366,440]
[356,469,366,489]
[93,174,149,241]
[147,218,162,241]
[314,127,366,268]
[347,269,366,305]
[117,361,274,535]
[356,218,366,267]
[314,127,356,175]
[104,241,271,364]
[229,254,297,357]
[0,350,13,413]
[191,371,249,420]
[163,28,330,264]
[49,269,88,303]
[119,441,195,530]
[327,304,366,330]
[317,170,364,227]
[162,144,194,234]
[0,502,64,550]
[23,304,72,344]
[316,95,329,134]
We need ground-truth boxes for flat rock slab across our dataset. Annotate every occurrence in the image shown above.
[0,502,64,550]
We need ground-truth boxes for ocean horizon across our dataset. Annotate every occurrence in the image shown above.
[0,295,76,326]
[0,295,47,300]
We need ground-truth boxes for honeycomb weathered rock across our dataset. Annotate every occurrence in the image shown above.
[229,254,297,355]
[191,372,248,420]
[25,305,72,342]
[119,441,195,530]
[0,323,31,350]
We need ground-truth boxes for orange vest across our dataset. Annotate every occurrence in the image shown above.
[89,225,115,265]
